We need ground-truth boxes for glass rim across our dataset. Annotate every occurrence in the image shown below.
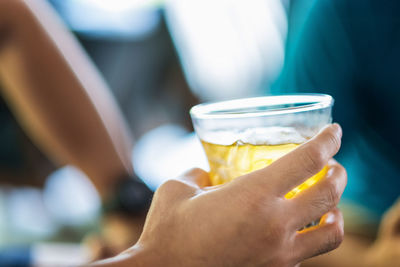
[190,94,333,120]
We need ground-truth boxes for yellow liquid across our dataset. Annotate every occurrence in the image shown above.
[201,141,327,198]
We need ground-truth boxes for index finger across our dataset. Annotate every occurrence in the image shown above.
[243,123,342,196]
[179,168,211,189]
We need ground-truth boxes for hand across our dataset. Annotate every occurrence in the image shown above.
[364,198,400,267]
[91,124,346,267]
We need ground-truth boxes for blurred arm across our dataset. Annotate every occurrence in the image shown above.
[0,0,133,198]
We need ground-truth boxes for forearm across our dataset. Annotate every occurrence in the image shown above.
[0,0,132,197]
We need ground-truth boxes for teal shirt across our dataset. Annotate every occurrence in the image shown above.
[276,0,400,220]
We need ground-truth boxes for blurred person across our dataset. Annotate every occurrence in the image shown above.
[0,0,153,259]
[0,0,350,266]
[276,0,400,266]
[49,0,198,139]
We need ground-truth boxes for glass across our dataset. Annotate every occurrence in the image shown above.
[190,94,333,199]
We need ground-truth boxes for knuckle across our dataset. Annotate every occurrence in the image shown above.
[325,128,341,153]
[242,193,268,217]
[325,179,341,206]
[332,164,348,189]
[262,220,288,249]
[244,197,288,232]
[315,223,344,256]
[303,144,325,174]
[310,197,331,214]
[329,222,344,250]
[272,221,289,238]
[309,180,340,213]
[266,213,287,233]
[338,165,348,184]
[334,163,346,176]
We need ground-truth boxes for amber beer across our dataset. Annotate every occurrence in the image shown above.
[200,126,327,198]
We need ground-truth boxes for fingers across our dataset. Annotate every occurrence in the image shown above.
[293,208,344,261]
[264,123,342,196]
[288,160,347,229]
[179,168,211,189]
[237,124,342,197]
[274,123,342,196]
[155,169,210,201]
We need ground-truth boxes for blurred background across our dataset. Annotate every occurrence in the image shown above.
[0,0,289,265]
[1,0,399,266]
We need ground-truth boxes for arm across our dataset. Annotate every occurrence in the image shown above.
[0,0,132,198]
[88,124,346,267]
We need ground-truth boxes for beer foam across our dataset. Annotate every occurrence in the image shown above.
[239,127,307,145]
[201,127,307,146]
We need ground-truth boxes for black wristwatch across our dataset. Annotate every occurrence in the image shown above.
[102,174,154,216]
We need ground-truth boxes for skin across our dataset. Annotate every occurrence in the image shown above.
[90,124,347,267]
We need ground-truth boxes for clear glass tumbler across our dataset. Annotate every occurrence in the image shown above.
[190,94,333,199]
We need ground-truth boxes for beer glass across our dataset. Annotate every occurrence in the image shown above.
[190,94,333,199]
